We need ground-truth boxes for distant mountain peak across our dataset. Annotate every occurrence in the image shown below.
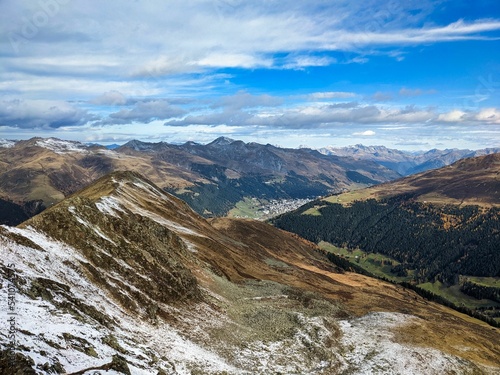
[120,139,154,151]
[319,144,500,176]
[208,136,236,147]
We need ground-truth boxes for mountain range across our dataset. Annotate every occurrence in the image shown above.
[2,137,499,225]
[1,170,499,374]
[0,137,400,223]
[319,144,500,176]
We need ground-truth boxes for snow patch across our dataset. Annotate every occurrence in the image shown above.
[115,193,205,238]
[95,196,125,218]
[132,180,164,198]
[0,139,15,148]
[339,312,475,374]
[232,313,341,373]
[94,148,121,158]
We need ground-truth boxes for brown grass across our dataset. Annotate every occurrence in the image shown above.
[16,170,500,371]
[206,218,500,369]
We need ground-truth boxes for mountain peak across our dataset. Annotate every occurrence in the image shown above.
[31,137,89,154]
[23,170,203,309]
[0,138,16,148]
[119,139,153,151]
[208,136,236,147]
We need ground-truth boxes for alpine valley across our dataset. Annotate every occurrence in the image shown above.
[272,153,500,328]
[0,137,402,223]
[1,170,499,374]
[3,137,498,225]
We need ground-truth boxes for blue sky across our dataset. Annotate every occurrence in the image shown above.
[0,0,499,150]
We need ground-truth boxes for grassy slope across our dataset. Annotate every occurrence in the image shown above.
[419,281,500,310]
[319,241,415,283]
[6,170,500,371]
[320,153,500,209]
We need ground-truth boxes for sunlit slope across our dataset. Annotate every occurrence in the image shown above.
[0,171,498,373]
[324,153,500,207]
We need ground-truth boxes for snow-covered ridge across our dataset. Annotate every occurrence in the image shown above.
[105,176,205,238]
[0,226,237,374]
[35,138,89,154]
[95,196,126,218]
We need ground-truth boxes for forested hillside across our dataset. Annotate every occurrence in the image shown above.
[272,197,500,283]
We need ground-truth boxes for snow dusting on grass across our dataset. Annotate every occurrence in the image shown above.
[0,227,239,374]
[338,312,478,374]
[68,206,118,245]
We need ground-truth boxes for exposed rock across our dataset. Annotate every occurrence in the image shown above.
[0,349,37,375]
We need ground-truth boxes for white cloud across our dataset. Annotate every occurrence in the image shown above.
[325,19,500,48]
[424,19,500,37]
[103,100,186,124]
[308,92,357,100]
[475,108,500,124]
[353,130,376,136]
[437,110,467,122]
[196,53,273,69]
[91,91,128,106]
[165,101,500,131]
[283,55,337,69]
